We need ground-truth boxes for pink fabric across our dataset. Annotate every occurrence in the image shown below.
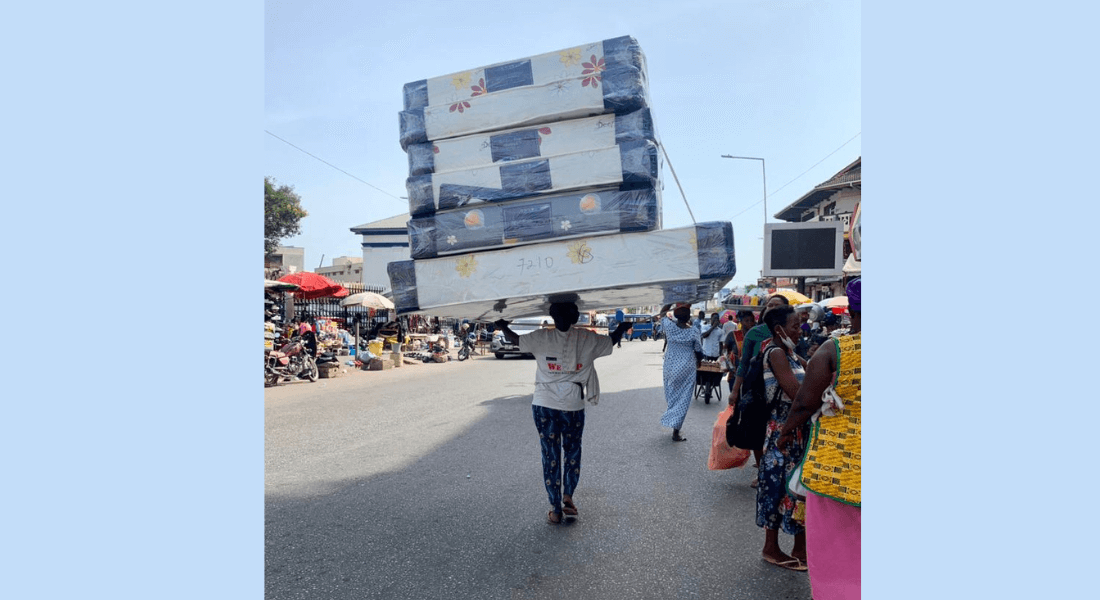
[806,493,861,600]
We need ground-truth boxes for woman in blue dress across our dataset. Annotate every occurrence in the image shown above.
[658,304,703,441]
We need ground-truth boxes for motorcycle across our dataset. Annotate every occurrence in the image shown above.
[265,335,319,386]
[457,332,477,361]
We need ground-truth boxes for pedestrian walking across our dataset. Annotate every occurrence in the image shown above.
[495,303,630,525]
[657,303,703,442]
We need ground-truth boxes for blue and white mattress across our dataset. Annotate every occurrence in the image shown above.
[405,139,660,217]
[387,222,735,320]
[405,108,655,177]
[399,36,649,150]
[406,186,661,259]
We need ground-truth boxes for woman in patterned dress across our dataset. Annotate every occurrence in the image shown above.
[657,303,702,442]
[756,305,812,571]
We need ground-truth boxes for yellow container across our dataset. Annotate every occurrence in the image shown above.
[368,341,384,356]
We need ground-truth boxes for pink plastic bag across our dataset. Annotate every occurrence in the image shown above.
[707,404,751,470]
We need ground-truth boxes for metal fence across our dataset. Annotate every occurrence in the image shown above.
[268,282,390,326]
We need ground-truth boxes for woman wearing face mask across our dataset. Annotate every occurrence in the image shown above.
[755,304,812,571]
[729,294,791,486]
[657,303,703,442]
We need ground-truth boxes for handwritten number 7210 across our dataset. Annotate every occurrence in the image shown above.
[517,256,554,273]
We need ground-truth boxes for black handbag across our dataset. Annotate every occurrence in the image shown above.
[725,346,781,450]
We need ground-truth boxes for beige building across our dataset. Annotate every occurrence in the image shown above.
[264,246,305,279]
[316,256,364,284]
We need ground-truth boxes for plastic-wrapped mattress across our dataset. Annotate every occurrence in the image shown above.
[405,139,660,217]
[387,222,735,320]
[399,36,649,150]
[405,108,655,177]
[406,185,661,259]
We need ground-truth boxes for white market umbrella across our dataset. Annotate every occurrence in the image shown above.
[842,253,861,275]
[820,296,848,309]
[339,291,395,310]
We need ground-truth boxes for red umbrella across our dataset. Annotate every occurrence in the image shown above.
[332,286,349,298]
[277,272,345,300]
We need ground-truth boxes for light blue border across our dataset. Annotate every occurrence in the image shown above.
[6,3,262,597]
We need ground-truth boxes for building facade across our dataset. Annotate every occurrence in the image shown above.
[264,246,305,280]
[315,256,364,284]
[349,214,411,292]
[773,157,861,301]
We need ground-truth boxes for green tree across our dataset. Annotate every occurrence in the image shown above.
[265,177,308,256]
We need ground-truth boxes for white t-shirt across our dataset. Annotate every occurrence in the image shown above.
[519,327,613,411]
[700,322,722,357]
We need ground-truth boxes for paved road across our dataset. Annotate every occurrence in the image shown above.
[265,340,812,599]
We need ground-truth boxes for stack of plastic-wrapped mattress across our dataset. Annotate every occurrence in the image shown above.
[388,36,735,320]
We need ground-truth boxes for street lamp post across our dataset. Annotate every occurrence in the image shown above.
[720,155,767,225]
[722,154,769,288]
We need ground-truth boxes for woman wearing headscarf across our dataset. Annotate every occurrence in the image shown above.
[755,304,812,571]
[777,278,861,599]
[657,303,703,442]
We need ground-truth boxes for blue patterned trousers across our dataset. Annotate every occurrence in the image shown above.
[532,405,585,514]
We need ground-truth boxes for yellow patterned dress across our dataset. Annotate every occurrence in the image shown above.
[801,333,861,506]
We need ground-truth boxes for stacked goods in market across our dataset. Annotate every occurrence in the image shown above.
[264,322,276,352]
[389,36,735,320]
[390,222,735,320]
[406,185,661,259]
[398,36,650,150]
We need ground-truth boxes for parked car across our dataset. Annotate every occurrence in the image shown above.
[491,317,550,358]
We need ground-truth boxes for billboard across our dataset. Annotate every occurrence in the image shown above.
[762,221,845,277]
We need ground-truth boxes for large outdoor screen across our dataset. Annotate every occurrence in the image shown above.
[762,221,845,277]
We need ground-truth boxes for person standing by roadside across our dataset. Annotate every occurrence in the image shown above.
[719,311,739,354]
[755,305,811,572]
[657,303,703,442]
[807,313,841,357]
[701,313,722,360]
[495,303,631,525]
[728,295,790,485]
[777,278,861,600]
[722,311,756,397]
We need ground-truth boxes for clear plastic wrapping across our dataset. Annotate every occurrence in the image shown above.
[406,185,662,259]
[405,139,661,217]
[386,222,735,320]
[399,36,649,150]
[405,108,655,177]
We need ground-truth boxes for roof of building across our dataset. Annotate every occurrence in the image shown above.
[350,214,410,234]
[775,157,861,222]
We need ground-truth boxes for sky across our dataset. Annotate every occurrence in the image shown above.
[264,0,860,288]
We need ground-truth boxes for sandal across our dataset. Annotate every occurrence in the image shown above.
[762,555,807,572]
[562,498,578,516]
[547,510,562,525]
